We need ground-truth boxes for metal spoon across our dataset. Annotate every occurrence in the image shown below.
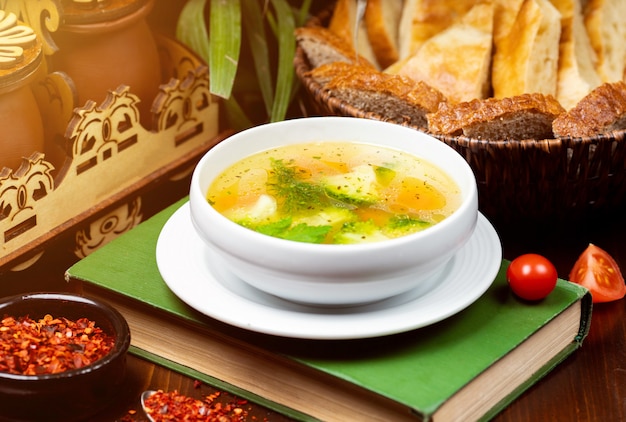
[140,390,157,422]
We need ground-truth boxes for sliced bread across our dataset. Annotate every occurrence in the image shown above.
[491,0,561,98]
[295,26,377,69]
[552,81,626,137]
[493,0,525,42]
[364,0,403,68]
[552,0,602,110]
[427,93,565,140]
[307,61,447,128]
[583,0,626,83]
[328,0,381,69]
[395,1,494,103]
[397,0,479,60]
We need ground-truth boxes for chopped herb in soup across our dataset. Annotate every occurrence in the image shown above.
[206,142,461,244]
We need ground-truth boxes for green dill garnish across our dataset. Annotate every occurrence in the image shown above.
[267,158,328,212]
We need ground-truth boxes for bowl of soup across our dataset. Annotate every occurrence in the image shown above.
[189,116,478,306]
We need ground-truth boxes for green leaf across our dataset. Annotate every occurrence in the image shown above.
[255,219,331,244]
[209,0,242,98]
[176,0,210,64]
[242,0,274,116]
[268,0,296,122]
[254,218,293,237]
[176,0,311,127]
[282,223,331,244]
[294,0,313,27]
[224,96,254,130]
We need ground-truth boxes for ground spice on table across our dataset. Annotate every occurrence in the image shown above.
[143,390,253,421]
[0,314,115,375]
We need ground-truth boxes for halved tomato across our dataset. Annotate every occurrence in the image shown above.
[569,244,626,303]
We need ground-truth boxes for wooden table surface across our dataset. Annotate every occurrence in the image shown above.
[491,212,626,422]
[1,194,625,421]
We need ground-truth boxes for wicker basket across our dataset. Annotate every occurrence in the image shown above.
[294,9,626,224]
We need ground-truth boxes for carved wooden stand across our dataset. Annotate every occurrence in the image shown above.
[0,3,224,273]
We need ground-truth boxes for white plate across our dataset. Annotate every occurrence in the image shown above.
[156,203,502,339]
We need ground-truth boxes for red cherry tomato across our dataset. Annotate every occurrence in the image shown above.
[569,244,626,303]
[507,254,558,301]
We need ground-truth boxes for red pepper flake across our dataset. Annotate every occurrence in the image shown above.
[119,413,136,422]
[0,314,115,375]
[143,390,249,421]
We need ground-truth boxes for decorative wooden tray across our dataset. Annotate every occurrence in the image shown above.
[0,3,224,273]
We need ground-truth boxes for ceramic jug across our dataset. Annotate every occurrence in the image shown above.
[0,10,45,171]
[51,0,161,127]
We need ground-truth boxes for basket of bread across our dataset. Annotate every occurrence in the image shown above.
[294,0,626,223]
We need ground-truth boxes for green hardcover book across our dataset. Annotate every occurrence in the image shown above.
[65,198,592,422]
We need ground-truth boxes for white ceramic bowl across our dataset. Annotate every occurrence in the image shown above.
[189,117,478,306]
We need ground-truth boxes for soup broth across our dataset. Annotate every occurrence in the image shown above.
[206,142,461,244]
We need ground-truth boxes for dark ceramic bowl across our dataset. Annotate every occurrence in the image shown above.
[0,292,131,422]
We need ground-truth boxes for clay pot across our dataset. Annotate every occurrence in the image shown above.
[51,0,161,127]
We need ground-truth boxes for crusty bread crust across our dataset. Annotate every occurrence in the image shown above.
[552,81,626,137]
[307,62,447,128]
[295,26,376,69]
[305,61,376,85]
[427,93,565,140]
